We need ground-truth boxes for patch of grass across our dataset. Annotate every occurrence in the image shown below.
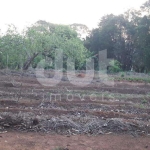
[139,104,146,109]
[120,72,125,78]
[141,99,148,104]
[134,103,147,109]
[114,76,150,83]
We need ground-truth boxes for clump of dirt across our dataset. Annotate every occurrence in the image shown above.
[0,112,149,136]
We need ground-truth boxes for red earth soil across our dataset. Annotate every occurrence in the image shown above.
[0,132,149,150]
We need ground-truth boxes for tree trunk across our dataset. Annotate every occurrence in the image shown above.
[23,52,39,70]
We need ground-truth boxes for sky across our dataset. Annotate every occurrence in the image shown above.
[0,0,147,32]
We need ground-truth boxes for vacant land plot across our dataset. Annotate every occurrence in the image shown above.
[0,71,150,149]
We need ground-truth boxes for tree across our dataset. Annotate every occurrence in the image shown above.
[0,20,90,70]
[85,14,134,71]
[85,1,150,72]
[0,25,25,69]
[28,20,90,70]
[70,23,90,40]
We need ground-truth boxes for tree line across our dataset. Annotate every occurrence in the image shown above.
[84,0,150,73]
[0,21,90,70]
[0,0,150,73]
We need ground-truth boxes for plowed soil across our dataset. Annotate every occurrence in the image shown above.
[0,72,150,150]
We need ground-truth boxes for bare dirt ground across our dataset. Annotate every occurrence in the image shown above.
[0,70,150,149]
[0,132,150,150]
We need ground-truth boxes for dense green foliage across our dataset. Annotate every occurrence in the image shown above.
[1,1,150,72]
[0,21,90,70]
[85,0,150,72]
[108,60,122,73]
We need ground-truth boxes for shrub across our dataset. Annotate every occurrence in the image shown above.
[109,60,122,73]
[120,72,125,77]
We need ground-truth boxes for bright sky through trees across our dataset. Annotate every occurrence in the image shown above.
[0,0,146,32]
